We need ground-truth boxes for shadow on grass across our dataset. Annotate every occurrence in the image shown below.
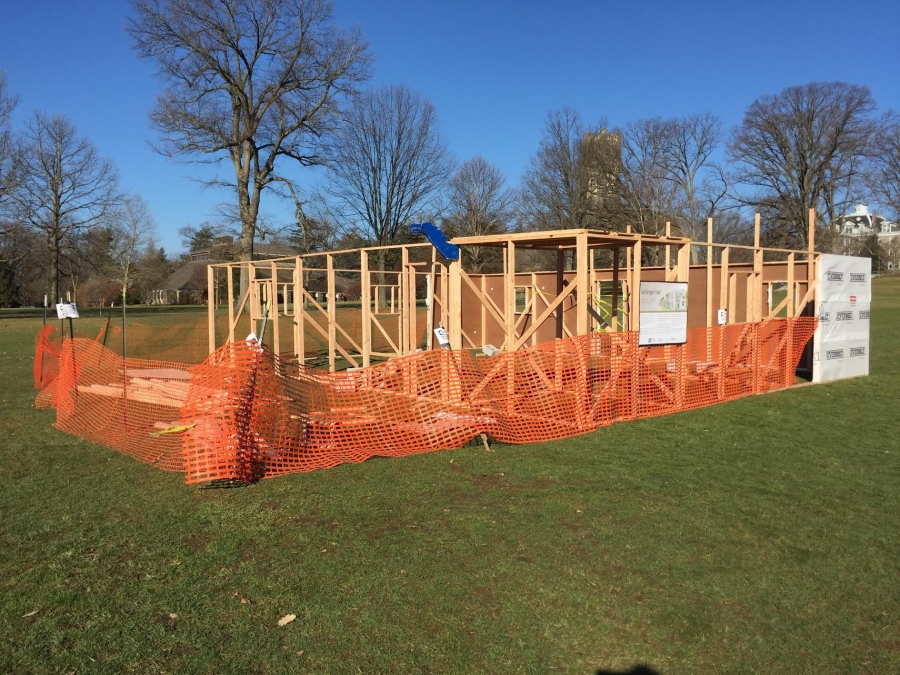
[596,666,661,675]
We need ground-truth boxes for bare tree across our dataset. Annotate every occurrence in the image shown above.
[324,83,453,277]
[520,107,621,232]
[665,113,727,249]
[0,73,27,275]
[0,73,21,210]
[18,113,119,304]
[728,81,878,249]
[444,156,515,273]
[128,0,370,293]
[289,192,339,254]
[108,195,157,305]
[619,117,681,238]
[867,112,900,220]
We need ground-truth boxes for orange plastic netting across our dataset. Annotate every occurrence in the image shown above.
[34,317,816,485]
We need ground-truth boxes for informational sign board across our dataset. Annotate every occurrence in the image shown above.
[638,281,688,346]
[56,303,79,319]
[433,326,450,350]
[812,254,871,383]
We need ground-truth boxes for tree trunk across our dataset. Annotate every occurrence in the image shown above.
[48,231,59,306]
[375,248,387,309]
[237,179,257,303]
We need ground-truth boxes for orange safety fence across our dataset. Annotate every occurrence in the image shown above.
[34,317,817,485]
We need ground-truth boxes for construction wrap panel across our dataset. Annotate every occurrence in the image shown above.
[34,318,817,485]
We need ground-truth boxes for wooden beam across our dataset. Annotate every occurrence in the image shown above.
[706,217,714,360]
[401,246,410,354]
[664,221,671,273]
[611,247,620,332]
[787,252,795,318]
[753,213,763,323]
[295,258,304,366]
[207,265,216,354]
[361,250,371,366]
[448,260,462,350]
[720,246,730,323]
[327,253,336,370]
[677,243,690,282]
[555,250,564,339]
[706,217,714,329]
[576,231,589,335]
[512,282,577,350]
[808,207,816,255]
[505,242,516,351]
[728,273,737,324]
[271,261,280,356]
[632,241,642,333]
[481,274,488,347]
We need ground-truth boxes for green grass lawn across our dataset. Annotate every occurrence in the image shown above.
[1,279,899,674]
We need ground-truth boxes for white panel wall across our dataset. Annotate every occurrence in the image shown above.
[812,254,871,382]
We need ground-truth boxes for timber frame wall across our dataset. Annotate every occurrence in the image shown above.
[207,210,821,371]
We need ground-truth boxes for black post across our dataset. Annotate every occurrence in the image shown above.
[122,296,127,361]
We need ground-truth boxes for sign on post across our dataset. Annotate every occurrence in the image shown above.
[638,281,688,346]
[433,325,451,350]
[56,303,79,319]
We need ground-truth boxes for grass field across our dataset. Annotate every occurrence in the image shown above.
[1,279,899,674]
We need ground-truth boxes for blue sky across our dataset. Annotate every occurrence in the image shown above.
[1,0,898,254]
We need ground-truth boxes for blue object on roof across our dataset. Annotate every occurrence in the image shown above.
[409,222,459,260]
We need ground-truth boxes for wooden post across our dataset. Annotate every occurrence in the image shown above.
[753,213,763,323]
[249,264,258,333]
[632,241,642,334]
[664,221,671,273]
[505,241,517,350]
[611,247,620,332]
[480,274,488,347]
[227,265,235,344]
[555,250,565,339]
[625,225,633,317]
[706,217,714,360]
[408,258,418,352]
[720,247,730,322]
[401,247,410,354]
[271,261,280,356]
[787,253,795,317]
[207,264,216,354]
[808,208,817,309]
[808,207,816,255]
[295,258,304,365]
[576,232,589,336]
[327,253,336,371]
[448,260,462,350]
[677,243,690,282]
[361,250,371,366]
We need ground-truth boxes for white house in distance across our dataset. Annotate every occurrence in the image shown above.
[835,204,900,271]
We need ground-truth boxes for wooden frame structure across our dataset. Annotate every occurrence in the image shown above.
[207,210,821,371]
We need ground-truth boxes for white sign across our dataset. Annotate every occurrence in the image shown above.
[433,326,450,349]
[812,254,870,383]
[638,281,688,346]
[56,303,79,319]
[717,309,727,325]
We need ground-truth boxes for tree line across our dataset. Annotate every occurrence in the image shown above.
[2,0,899,307]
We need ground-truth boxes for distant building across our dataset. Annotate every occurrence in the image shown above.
[150,237,297,305]
[834,205,900,271]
